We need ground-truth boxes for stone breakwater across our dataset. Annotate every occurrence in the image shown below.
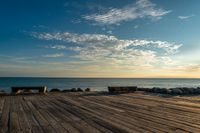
[0,87,91,96]
[108,86,200,95]
[1,86,200,96]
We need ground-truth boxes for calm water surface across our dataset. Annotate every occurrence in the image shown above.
[0,77,200,92]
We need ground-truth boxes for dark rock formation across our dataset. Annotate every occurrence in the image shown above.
[108,86,200,95]
[126,86,200,95]
[108,86,137,93]
[70,88,77,92]
[50,88,61,92]
[62,89,71,92]
[152,87,161,93]
[170,88,183,95]
[194,88,200,94]
[179,87,195,94]
[77,88,83,92]
[85,88,91,92]
[137,88,150,92]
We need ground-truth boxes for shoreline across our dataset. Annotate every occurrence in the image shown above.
[1,86,200,96]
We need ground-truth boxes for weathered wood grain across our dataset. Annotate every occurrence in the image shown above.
[0,92,200,133]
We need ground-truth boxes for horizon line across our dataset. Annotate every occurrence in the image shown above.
[0,76,200,79]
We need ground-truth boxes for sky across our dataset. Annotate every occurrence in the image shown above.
[0,0,200,78]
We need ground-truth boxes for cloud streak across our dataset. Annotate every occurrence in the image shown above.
[83,0,171,25]
[178,15,194,20]
[44,45,67,50]
[34,32,182,54]
[33,32,182,69]
[43,53,64,58]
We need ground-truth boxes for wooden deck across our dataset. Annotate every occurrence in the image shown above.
[1,92,200,133]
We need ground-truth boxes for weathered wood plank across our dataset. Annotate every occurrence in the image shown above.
[62,94,173,133]
[1,92,200,133]
[37,95,82,133]
[43,94,103,133]
[24,96,56,133]
[9,96,21,133]
[0,97,11,133]
[0,97,5,119]
[53,94,149,133]
[17,96,32,133]
[31,95,69,133]
[86,94,200,132]
[21,96,44,133]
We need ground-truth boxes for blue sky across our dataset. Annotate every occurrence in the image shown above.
[0,0,200,77]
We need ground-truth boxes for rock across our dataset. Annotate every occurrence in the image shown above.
[50,88,61,92]
[85,88,91,92]
[77,88,83,92]
[148,88,154,92]
[160,88,169,94]
[108,86,137,93]
[62,89,71,92]
[137,88,150,92]
[128,86,137,92]
[170,88,183,95]
[152,87,168,94]
[181,87,195,94]
[70,88,77,92]
[166,89,172,94]
[152,87,160,93]
[137,87,171,94]
[193,88,200,94]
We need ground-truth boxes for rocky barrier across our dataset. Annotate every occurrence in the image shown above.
[108,86,200,95]
[50,88,91,92]
[1,86,200,96]
[108,86,137,93]
[0,87,91,95]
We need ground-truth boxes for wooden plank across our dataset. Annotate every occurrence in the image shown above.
[0,97,11,133]
[76,97,171,133]
[118,94,200,125]
[64,95,171,133]
[9,96,21,133]
[21,96,44,133]
[80,94,200,132]
[31,95,69,133]
[37,95,81,133]
[0,97,5,119]
[17,96,32,133]
[53,94,149,133]
[24,96,56,133]
[1,92,200,133]
[98,94,199,132]
[42,94,103,133]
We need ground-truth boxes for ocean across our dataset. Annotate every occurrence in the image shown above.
[0,77,200,92]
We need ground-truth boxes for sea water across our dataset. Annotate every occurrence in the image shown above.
[0,77,200,92]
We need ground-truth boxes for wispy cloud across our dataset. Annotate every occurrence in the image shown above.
[71,19,81,24]
[83,0,171,25]
[32,32,182,69]
[33,32,182,54]
[134,25,139,29]
[44,45,67,50]
[43,53,64,58]
[178,15,195,20]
